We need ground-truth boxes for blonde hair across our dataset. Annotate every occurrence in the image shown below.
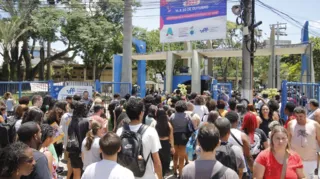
[85,121,102,150]
[270,125,290,151]
[191,113,201,128]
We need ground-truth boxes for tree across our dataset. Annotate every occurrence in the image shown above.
[31,7,68,80]
[0,16,32,80]
[310,37,320,82]
[213,21,242,82]
[133,28,184,79]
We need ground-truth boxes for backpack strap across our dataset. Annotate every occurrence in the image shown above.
[211,165,228,179]
[230,132,243,147]
[137,124,153,164]
[123,123,131,131]
[137,124,148,136]
[201,113,208,122]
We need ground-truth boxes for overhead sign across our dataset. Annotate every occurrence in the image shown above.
[160,0,227,43]
[57,86,93,100]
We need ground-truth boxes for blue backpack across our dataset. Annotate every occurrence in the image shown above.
[186,130,198,161]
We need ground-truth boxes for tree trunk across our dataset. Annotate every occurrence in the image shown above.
[93,59,96,81]
[46,41,51,80]
[22,39,33,80]
[39,45,45,81]
[9,45,19,81]
[223,57,231,82]
[17,52,23,81]
[2,49,11,81]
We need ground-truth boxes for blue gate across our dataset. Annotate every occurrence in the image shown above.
[280,80,320,119]
[211,79,232,102]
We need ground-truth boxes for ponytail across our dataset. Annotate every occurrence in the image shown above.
[85,120,102,151]
[85,130,95,150]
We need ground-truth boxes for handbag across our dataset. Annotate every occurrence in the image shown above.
[280,151,289,179]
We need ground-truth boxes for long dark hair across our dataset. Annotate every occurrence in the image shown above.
[68,101,87,137]
[155,108,170,137]
[259,104,272,120]
[46,101,67,125]
[22,107,44,125]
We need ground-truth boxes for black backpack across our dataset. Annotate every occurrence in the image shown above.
[215,142,238,172]
[118,124,151,177]
[0,117,17,148]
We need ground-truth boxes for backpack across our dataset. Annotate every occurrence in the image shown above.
[215,142,238,172]
[201,113,208,122]
[118,124,151,177]
[66,131,80,153]
[186,130,198,161]
[0,117,17,148]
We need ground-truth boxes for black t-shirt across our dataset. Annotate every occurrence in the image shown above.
[21,150,51,179]
[68,117,90,153]
[259,117,272,137]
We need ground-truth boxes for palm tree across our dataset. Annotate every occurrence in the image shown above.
[0,16,32,80]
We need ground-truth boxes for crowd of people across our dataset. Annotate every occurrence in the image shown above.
[0,89,319,179]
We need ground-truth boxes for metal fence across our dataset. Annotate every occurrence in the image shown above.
[0,81,49,99]
[0,80,132,101]
[280,80,320,119]
[211,79,232,102]
[96,81,132,99]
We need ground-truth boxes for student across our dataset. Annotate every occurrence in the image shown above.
[81,132,134,179]
[0,142,35,179]
[116,98,162,179]
[181,123,238,179]
[18,121,52,179]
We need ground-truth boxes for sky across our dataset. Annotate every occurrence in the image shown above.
[2,0,319,64]
[132,0,320,43]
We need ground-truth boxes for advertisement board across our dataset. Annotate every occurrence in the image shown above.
[160,0,227,42]
[57,86,93,100]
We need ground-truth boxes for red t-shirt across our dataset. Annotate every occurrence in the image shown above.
[284,114,296,129]
[255,150,303,179]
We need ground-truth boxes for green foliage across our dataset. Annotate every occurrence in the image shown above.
[0,16,32,54]
[310,37,320,82]
[134,28,184,78]
[261,88,279,99]
[213,21,242,82]
[177,84,187,96]
[31,7,66,42]
[60,64,73,80]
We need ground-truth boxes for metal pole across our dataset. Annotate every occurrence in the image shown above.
[249,0,255,102]
[241,0,253,103]
[121,0,133,96]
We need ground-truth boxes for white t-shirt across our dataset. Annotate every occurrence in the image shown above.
[116,123,162,179]
[60,112,72,148]
[193,105,209,120]
[81,160,134,179]
[15,119,22,132]
[81,136,101,170]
